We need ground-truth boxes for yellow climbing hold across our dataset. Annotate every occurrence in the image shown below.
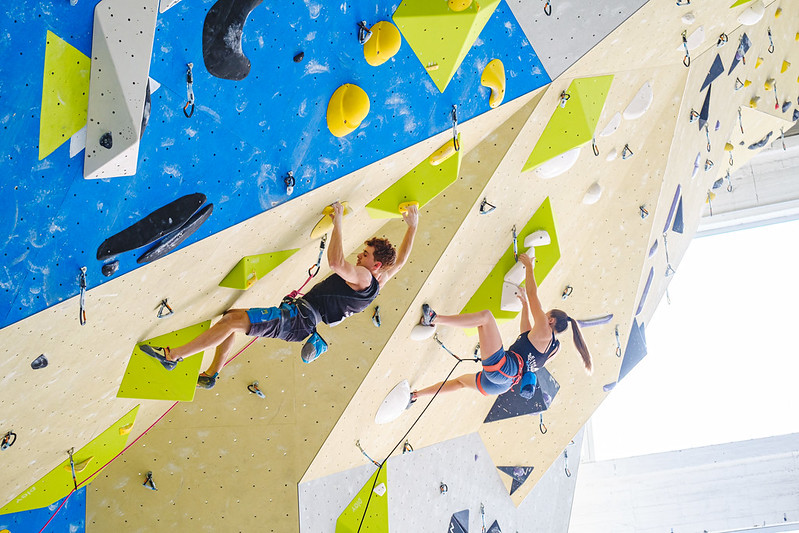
[706,191,716,203]
[429,137,458,165]
[448,0,473,11]
[118,423,133,435]
[399,201,420,213]
[480,59,505,109]
[363,21,402,67]
[63,456,94,474]
[744,79,752,87]
[749,96,759,108]
[724,142,734,151]
[795,32,799,41]
[755,57,764,68]
[764,78,775,90]
[326,84,370,137]
[774,7,782,17]
[781,60,790,73]
[311,202,353,238]
[39,30,91,160]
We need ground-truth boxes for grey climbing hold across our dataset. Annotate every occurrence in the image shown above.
[99,132,113,149]
[748,131,772,150]
[793,109,799,121]
[31,354,48,370]
[101,260,120,277]
[782,101,792,113]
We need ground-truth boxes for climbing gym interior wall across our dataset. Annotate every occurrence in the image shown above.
[1,0,796,531]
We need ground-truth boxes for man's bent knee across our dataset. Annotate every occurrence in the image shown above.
[218,309,251,333]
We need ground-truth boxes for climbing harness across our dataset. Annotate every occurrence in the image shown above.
[561,285,573,300]
[183,63,195,118]
[67,448,78,490]
[357,21,372,44]
[439,482,448,494]
[371,306,381,328]
[143,471,157,491]
[402,440,413,454]
[705,125,711,153]
[767,28,775,54]
[717,33,728,47]
[592,138,599,157]
[1,430,16,450]
[615,325,621,357]
[511,225,518,261]
[284,171,295,196]
[543,0,552,16]
[78,267,87,326]
[355,440,381,467]
[622,144,633,160]
[738,107,744,134]
[285,235,327,300]
[157,299,174,319]
[247,381,266,398]
[639,205,649,219]
[681,31,691,68]
[451,105,460,152]
[479,198,496,215]
[564,449,571,477]
[558,91,570,108]
[539,413,547,434]
[689,109,699,123]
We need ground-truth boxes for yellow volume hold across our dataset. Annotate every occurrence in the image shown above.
[363,21,401,67]
[327,84,370,137]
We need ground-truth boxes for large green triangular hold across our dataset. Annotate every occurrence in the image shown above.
[335,467,389,533]
[218,248,300,289]
[39,30,91,160]
[460,197,559,327]
[0,406,139,515]
[522,76,613,173]
[365,135,462,219]
[393,0,501,93]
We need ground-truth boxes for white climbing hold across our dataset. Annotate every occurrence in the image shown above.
[675,26,705,52]
[599,112,621,137]
[375,380,412,424]
[500,282,523,312]
[681,12,696,25]
[524,230,551,248]
[737,0,765,25]
[582,182,602,205]
[504,259,527,285]
[410,324,436,341]
[606,148,618,161]
[691,152,701,179]
[534,147,581,179]
[623,81,653,120]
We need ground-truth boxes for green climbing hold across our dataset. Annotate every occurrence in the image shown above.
[219,249,300,290]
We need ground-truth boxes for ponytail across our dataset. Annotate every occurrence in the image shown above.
[549,309,593,374]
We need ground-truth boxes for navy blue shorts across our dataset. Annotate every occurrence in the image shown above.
[246,299,319,343]
[475,347,521,396]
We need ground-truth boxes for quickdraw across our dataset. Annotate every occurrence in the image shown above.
[284,171,295,196]
[615,325,621,357]
[622,144,633,160]
[248,381,266,398]
[681,31,691,67]
[639,205,649,219]
[478,198,496,215]
[734,77,744,91]
[68,448,78,490]
[157,299,174,319]
[434,333,481,363]
[689,109,699,123]
[559,91,570,108]
[1,430,16,450]
[79,267,87,326]
[539,413,547,434]
[725,169,733,192]
[511,225,518,261]
[773,83,780,111]
[705,124,711,153]
[371,306,381,328]
[439,482,448,494]
[143,471,158,491]
[592,138,599,157]
[355,439,381,467]
[717,33,728,47]
[357,21,372,44]
[767,28,774,54]
[183,63,195,118]
[780,128,786,151]
[738,107,744,134]
[286,235,327,300]
[561,285,573,300]
[543,0,551,16]
[451,105,460,152]
[564,449,571,477]
[402,440,413,453]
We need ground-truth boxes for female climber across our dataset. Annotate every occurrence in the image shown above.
[410,252,592,403]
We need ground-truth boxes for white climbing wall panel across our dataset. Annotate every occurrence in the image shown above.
[83,0,159,179]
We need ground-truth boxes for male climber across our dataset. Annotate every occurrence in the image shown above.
[141,202,419,389]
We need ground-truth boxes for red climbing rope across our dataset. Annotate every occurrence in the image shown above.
[37,336,259,532]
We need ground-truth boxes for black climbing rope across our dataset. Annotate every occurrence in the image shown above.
[78,267,87,326]
[183,63,195,118]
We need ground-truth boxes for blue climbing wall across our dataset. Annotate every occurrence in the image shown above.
[0,486,86,533]
[0,0,550,328]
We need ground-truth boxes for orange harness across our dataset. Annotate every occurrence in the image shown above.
[481,350,525,385]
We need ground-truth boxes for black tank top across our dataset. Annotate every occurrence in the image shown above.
[508,331,559,373]
[303,273,380,324]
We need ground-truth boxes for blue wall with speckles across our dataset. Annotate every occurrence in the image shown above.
[0,0,550,328]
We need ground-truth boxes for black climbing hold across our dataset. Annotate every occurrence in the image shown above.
[793,109,799,122]
[712,177,724,189]
[698,85,711,131]
[672,197,684,234]
[101,260,119,277]
[447,510,469,533]
[140,79,151,140]
[486,520,502,533]
[137,203,214,264]
[782,101,792,113]
[728,33,751,75]
[498,466,534,495]
[293,52,304,63]
[483,367,560,423]
[748,131,772,150]
[202,0,263,81]
[700,54,724,92]
[618,319,647,382]
[31,354,48,370]
[99,132,113,149]
[96,193,206,261]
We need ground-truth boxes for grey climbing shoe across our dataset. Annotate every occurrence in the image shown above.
[197,372,218,389]
[140,344,181,371]
[420,304,437,327]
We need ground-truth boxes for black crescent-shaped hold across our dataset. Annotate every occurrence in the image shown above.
[202,0,263,81]
[137,204,214,264]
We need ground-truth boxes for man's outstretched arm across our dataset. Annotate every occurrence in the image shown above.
[382,204,419,282]
[327,202,372,289]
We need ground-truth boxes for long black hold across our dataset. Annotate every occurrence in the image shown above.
[203,0,263,81]
[137,204,214,264]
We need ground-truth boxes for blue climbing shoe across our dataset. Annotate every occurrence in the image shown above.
[420,304,437,327]
[197,372,218,389]
[301,331,328,363]
[140,344,182,371]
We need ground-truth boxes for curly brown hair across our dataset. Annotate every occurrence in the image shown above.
[365,237,396,270]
